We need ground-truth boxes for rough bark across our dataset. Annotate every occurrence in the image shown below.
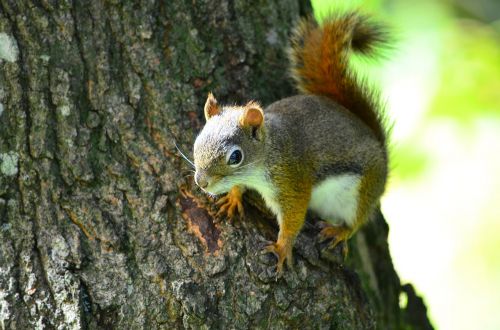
[0,1,432,329]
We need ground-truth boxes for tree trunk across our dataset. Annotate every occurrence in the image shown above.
[0,1,432,329]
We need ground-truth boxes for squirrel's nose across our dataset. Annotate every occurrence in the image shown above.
[195,172,208,189]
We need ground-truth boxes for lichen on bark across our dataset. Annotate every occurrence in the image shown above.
[0,1,432,329]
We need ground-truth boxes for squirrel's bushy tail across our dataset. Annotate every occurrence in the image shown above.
[289,12,389,143]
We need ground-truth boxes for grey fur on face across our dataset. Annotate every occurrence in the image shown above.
[194,106,266,195]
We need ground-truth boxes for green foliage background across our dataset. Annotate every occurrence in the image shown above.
[312,1,500,329]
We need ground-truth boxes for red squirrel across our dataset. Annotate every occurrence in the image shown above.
[193,12,389,275]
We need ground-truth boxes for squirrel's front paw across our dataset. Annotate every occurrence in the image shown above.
[262,240,293,278]
[215,186,244,221]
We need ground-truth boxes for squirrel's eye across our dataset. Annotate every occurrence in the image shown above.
[226,147,244,167]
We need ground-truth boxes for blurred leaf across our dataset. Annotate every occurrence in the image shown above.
[430,21,500,122]
[390,142,430,181]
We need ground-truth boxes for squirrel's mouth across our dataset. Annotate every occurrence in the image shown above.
[194,170,232,196]
[204,182,224,196]
[204,177,232,196]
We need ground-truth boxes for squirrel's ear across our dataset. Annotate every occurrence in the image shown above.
[204,92,220,120]
[239,102,264,128]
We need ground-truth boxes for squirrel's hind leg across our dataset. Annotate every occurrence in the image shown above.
[317,221,352,259]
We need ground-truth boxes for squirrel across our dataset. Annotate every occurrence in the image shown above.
[192,11,389,275]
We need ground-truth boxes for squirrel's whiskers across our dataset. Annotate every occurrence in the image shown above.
[174,141,195,169]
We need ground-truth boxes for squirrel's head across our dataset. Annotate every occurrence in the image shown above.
[193,93,266,195]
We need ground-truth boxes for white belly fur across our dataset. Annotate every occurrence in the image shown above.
[309,174,361,227]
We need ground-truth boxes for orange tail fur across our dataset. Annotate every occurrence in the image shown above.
[289,12,389,143]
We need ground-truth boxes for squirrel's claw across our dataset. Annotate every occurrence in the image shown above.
[318,222,351,259]
[262,241,293,277]
[215,186,244,221]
